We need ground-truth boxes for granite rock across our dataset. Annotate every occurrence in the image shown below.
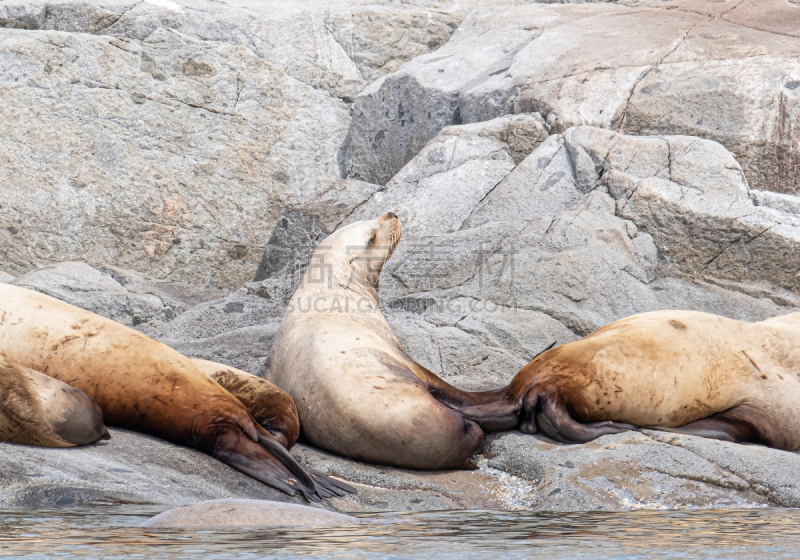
[10,261,223,328]
[0,0,467,289]
[342,0,800,197]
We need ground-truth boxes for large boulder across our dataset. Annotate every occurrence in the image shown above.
[0,0,467,289]
[10,261,223,328]
[340,121,799,389]
[341,0,800,197]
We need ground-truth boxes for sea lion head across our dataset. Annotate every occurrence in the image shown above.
[315,213,401,292]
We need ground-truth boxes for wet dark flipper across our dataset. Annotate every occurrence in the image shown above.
[305,467,356,496]
[645,405,789,449]
[645,422,739,442]
[457,399,521,432]
[258,434,355,498]
[535,397,637,443]
[212,427,327,502]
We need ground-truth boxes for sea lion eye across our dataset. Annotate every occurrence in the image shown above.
[368,233,377,247]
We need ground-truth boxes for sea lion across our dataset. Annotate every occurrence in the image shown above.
[263,213,504,469]
[459,310,800,450]
[0,284,353,501]
[190,358,299,449]
[0,353,109,447]
[140,498,360,528]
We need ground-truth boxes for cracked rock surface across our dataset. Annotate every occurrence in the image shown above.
[342,0,800,195]
[0,0,474,288]
[3,0,800,513]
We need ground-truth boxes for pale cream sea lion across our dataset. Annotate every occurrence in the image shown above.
[0,284,353,501]
[0,353,109,447]
[190,358,300,449]
[140,498,359,528]
[263,213,504,469]
[460,310,800,450]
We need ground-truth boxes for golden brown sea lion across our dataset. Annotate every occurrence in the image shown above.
[459,310,800,450]
[0,353,109,447]
[263,213,504,469]
[190,358,299,449]
[0,284,353,501]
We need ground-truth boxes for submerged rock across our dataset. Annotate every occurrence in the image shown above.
[140,498,360,528]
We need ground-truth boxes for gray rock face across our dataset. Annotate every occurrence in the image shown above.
[341,122,798,389]
[342,0,800,196]
[485,430,800,510]
[10,261,223,328]
[0,0,468,289]
[160,121,800,392]
[0,428,297,508]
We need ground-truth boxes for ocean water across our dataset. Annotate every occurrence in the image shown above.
[0,506,797,559]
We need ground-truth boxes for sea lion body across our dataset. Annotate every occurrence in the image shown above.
[265,214,501,470]
[0,354,109,447]
[0,285,352,501]
[462,310,800,450]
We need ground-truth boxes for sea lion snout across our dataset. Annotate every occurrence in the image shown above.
[385,212,398,220]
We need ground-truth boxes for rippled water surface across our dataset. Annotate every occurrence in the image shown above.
[1,506,799,559]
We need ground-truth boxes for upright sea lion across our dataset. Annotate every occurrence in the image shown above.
[0,284,353,501]
[0,353,109,447]
[190,358,299,449]
[263,213,504,469]
[459,310,800,450]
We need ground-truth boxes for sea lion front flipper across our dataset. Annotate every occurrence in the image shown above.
[201,417,330,502]
[256,434,355,500]
[645,405,789,449]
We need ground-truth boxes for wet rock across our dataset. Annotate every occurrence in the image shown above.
[0,427,530,512]
[0,428,298,508]
[484,430,800,510]
[3,427,798,513]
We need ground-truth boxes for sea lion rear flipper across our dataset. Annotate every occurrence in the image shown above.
[534,397,637,443]
[409,359,508,408]
[645,405,789,449]
[457,399,521,432]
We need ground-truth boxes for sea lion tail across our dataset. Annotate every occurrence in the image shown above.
[457,398,521,432]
